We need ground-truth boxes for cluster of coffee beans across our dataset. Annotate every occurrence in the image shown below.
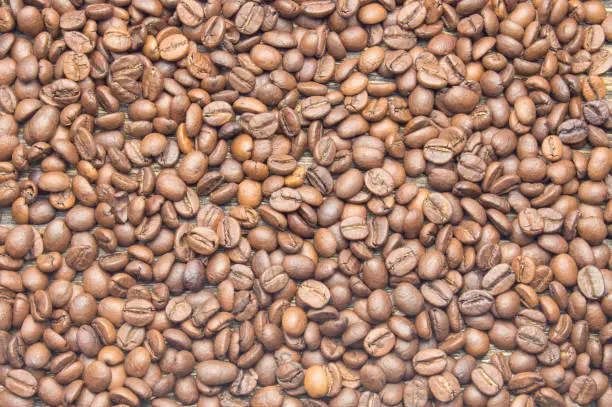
[0,0,610,406]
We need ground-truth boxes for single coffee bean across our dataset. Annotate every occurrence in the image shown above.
[471,364,504,396]
[270,188,302,213]
[458,290,494,316]
[4,369,38,398]
[123,299,155,327]
[297,280,330,309]
[196,360,239,386]
[576,265,605,299]
[428,372,460,402]
[186,227,219,255]
[516,325,549,354]
[482,264,516,295]
[413,349,448,376]
[423,193,453,225]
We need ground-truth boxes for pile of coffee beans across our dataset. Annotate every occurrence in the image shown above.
[0,0,610,405]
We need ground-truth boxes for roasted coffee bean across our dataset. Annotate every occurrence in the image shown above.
[297,280,330,309]
[509,372,546,394]
[568,375,598,405]
[517,325,549,354]
[576,265,605,299]
[270,188,302,213]
[458,290,494,316]
[186,227,219,255]
[196,360,239,386]
[403,377,430,406]
[0,0,609,406]
[428,371,460,402]
[471,364,504,396]
[482,264,516,295]
[413,349,448,376]
[4,369,38,398]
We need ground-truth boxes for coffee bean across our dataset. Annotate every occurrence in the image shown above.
[196,360,239,386]
[458,290,495,316]
[423,193,453,224]
[577,265,605,299]
[509,372,545,394]
[421,280,454,307]
[428,372,461,402]
[413,349,447,376]
[471,364,504,396]
[4,369,37,398]
[364,168,394,197]
[385,247,418,277]
[260,265,289,294]
[177,0,204,26]
[403,377,429,407]
[340,216,369,240]
[482,264,516,295]
[186,226,219,255]
[270,188,302,213]
[568,375,597,405]
[123,299,155,327]
[297,280,330,309]
[557,119,588,143]
[424,138,455,164]
[517,325,549,354]
[363,325,395,357]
